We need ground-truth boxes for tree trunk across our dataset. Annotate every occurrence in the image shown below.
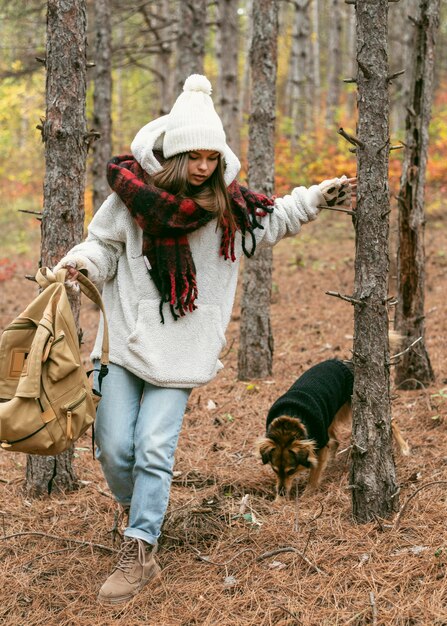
[388,0,419,133]
[325,0,342,126]
[237,0,278,380]
[92,0,112,211]
[141,0,175,116]
[309,0,320,124]
[216,0,240,155]
[344,5,357,120]
[238,0,253,130]
[394,0,439,390]
[26,0,88,497]
[175,0,206,93]
[288,0,311,143]
[350,0,399,523]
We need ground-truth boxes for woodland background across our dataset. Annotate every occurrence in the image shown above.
[0,0,446,267]
[1,1,447,625]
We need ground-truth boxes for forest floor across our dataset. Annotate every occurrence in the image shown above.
[0,203,446,626]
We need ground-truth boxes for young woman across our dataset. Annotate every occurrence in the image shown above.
[55,74,355,605]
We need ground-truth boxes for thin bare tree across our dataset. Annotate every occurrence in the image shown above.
[92,0,112,211]
[140,0,176,116]
[216,0,240,154]
[350,0,399,522]
[287,0,312,143]
[325,0,342,126]
[309,0,320,123]
[394,0,440,390]
[175,0,206,91]
[388,0,418,133]
[26,0,88,496]
[238,0,278,380]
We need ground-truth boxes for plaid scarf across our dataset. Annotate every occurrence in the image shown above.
[107,154,274,321]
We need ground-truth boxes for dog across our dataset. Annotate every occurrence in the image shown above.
[258,359,410,498]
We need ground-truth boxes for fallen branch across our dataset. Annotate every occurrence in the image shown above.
[394,481,447,529]
[0,531,117,553]
[192,544,327,576]
[256,547,327,576]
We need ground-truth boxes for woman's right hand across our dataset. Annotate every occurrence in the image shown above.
[65,266,79,281]
[53,260,80,290]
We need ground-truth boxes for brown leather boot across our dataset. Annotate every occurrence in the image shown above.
[98,537,161,605]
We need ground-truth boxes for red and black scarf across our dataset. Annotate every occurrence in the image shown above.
[107,154,274,321]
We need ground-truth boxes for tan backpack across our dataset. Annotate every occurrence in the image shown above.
[0,267,109,455]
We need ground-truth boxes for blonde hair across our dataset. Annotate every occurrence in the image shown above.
[152,153,234,228]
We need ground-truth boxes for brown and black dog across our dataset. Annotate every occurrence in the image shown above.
[258,359,410,498]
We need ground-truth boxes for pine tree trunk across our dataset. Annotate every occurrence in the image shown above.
[309,0,320,123]
[238,0,253,129]
[394,0,439,390]
[288,0,311,143]
[325,0,342,126]
[216,0,240,154]
[350,0,399,523]
[92,0,112,211]
[388,0,419,133]
[237,0,278,380]
[344,5,357,120]
[157,0,175,116]
[175,0,206,92]
[26,0,88,497]
[141,0,175,116]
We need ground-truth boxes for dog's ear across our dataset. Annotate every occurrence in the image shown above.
[290,439,318,468]
[257,437,276,464]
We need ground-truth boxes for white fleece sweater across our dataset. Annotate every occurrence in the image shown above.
[57,184,326,388]
[55,120,338,388]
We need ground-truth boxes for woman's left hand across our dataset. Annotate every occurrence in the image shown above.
[319,175,357,209]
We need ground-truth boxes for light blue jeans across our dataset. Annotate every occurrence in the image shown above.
[94,362,191,546]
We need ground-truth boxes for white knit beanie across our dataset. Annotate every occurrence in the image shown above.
[162,74,227,158]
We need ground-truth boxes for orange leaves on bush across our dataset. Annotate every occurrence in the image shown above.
[0,258,16,282]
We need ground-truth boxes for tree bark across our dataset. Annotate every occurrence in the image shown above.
[325,0,342,126]
[288,0,311,143]
[175,0,206,93]
[388,0,419,133]
[216,0,240,155]
[237,0,278,380]
[394,0,439,390]
[238,0,253,130]
[92,0,112,211]
[350,0,399,522]
[141,0,175,116]
[309,0,320,124]
[26,0,88,497]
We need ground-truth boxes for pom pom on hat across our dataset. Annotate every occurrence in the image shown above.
[162,74,226,159]
[183,74,212,95]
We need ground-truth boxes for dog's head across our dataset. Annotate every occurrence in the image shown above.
[258,415,317,498]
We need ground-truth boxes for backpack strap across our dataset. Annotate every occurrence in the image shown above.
[36,268,110,377]
[74,271,109,368]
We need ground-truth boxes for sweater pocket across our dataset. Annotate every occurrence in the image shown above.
[127,300,226,386]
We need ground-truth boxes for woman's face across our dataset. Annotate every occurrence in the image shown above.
[187,150,220,186]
